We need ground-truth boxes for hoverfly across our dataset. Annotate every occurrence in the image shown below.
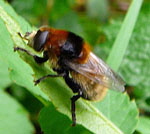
[14,27,125,126]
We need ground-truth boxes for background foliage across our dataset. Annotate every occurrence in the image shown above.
[0,0,149,134]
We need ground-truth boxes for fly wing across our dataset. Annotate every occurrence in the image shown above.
[66,52,125,92]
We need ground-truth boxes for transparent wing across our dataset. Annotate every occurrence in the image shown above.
[66,52,125,92]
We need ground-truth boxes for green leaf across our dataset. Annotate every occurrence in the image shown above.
[136,117,150,134]
[86,0,109,21]
[95,91,138,134]
[0,58,11,89]
[121,9,150,99]
[0,90,34,134]
[0,0,49,104]
[53,11,84,37]
[39,104,93,134]
[49,0,71,23]
[0,1,141,134]
[11,0,47,26]
[0,1,123,134]
[98,2,150,100]
[106,0,143,71]
[94,0,143,133]
[136,97,150,113]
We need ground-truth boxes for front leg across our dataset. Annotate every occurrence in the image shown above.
[14,47,49,64]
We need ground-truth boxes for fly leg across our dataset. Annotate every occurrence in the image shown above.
[34,73,65,85]
[14,47,64,85]
[14,47,49,64]
[71,89,83,126]
[62,71,83,125]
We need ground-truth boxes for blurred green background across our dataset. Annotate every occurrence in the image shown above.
[0,0,150,134]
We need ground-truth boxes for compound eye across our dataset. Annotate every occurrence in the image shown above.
[33,30,49,51]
